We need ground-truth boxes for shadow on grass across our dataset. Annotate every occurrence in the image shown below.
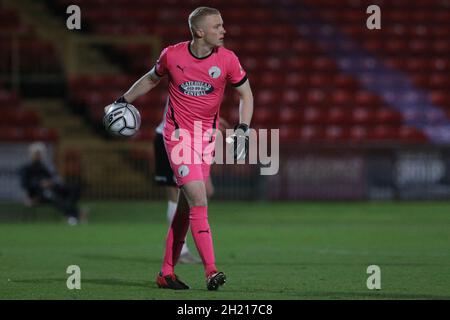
[11,278,150,289]
[77,254,449,268]
[10,279,449,299]
[79,254,160,265]
[221,261,450,267]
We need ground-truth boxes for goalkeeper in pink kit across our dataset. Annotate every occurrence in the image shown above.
[112,7,254,290]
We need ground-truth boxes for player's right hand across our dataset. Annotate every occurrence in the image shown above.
[226,123,249,161]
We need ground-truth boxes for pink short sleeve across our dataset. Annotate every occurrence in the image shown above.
[227,52,247,87]
[154,47,169,77]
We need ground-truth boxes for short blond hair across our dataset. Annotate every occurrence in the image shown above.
[29,142,46,158]
[188,7,221,38]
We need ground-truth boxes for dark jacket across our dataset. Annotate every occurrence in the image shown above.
[19,161,56,199]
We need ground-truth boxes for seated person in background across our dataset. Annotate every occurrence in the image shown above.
[19,142,87,225]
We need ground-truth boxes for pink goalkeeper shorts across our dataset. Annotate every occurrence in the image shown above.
[163,129,215,187]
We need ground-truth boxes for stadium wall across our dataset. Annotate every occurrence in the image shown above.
[1,143,450,202]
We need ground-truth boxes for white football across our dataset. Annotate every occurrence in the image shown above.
[103,103,141,137]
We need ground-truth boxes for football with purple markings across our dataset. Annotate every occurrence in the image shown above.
[103,103,141,137]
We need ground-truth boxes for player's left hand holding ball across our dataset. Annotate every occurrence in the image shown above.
[103,96,141,137]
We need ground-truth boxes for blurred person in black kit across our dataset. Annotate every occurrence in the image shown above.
[19,142,87,225]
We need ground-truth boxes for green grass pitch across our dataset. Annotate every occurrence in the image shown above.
[0,201,449,299]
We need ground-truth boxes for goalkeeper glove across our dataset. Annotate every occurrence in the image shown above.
[226,123,249,161]
[115,96,128,104]
[104,96,128,113]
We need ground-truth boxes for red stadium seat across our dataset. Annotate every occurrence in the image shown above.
[334,74,358,90]
[0,127,23,141]
[355,92,379,108]
[242,40,264,54]
[306,90,328,107]
[368,125,397,141]
[384,57,406,70]
[292,40,316,53]
[312,57,336,72]
[265,57,283,71]
[411,74,429,88]
[349,126,369,141]
[409,39,428,54]
[432,58,450,72]
[324,107,349,125]
[285,73,309,88]
[330,90,354,107]
[303,107,326,125]
[48,0,447,144]
[257,90,279,107]
[385,40,408,54]
[429,74,450,89]
[279,126,299,142]
[279,107,304,126]
[325,125,350,141]
[363,40,382,52]
[241,57,261,72]
[309,74,332,88]
[281,90,302,106]
[375,109,403,125]
[431,39,450,55]
[341,25,362,38]
[299,125,325,141]
[405,58,430,73]
[260,73,284,88]
[252,107,276,127]
[286,57,312,70]
[267,40,290,53]
[351,108,375,125]
[398,126,427,142]
[429,91,448,107]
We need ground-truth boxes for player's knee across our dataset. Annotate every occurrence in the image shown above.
[181,181,208,207]
[188,191,207,206]
[191,198,208,207]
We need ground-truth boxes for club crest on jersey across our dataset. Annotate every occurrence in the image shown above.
[178,165,190,177]
[208,66,221,79]
[179,81,214,96]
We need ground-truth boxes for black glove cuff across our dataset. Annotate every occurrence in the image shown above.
[115,96,128,104]
[235,123,249,133]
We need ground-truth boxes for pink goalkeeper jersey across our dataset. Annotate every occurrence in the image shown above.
[154,41,247,135]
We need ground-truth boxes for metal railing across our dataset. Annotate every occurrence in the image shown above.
[0,31,64,91]
[0,31,160,91]
[2,142,449,202]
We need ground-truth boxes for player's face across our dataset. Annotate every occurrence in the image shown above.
[201,14,226,47]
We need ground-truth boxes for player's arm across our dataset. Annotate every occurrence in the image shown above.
[234,79,253,127]
[107,68,161,112]
[112,46,167,107]
[227,79,254,160]
[120,67,161,103]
